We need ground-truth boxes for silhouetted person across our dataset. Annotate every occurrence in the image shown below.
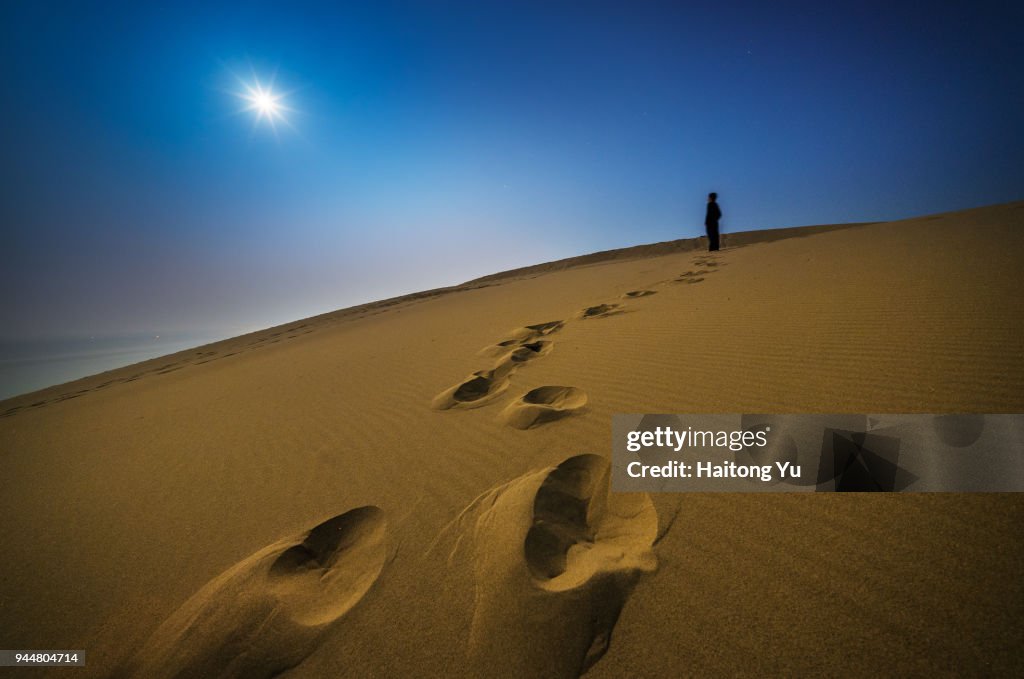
[705,192,721,251]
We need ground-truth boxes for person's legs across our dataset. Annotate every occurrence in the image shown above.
[708,224,719,251]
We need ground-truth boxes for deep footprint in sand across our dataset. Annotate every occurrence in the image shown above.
[465,454,657,677]
[624,290,656,298]
[123,506,387,679]
[506,321,565,344]
[509,320,565,341]
[501,386,588,429]
[676,268,716,279]
[432,364,515,410]
[480,338,554,362]
[527,319,563,333]
[480,321,564,357]
[445,322,563,409]
[674,270,706,283]
[507,340,553,364]
[579,303,623,319]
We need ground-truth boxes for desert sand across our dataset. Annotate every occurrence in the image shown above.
[1,202,1022,677]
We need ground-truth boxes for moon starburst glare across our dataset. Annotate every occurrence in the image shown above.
[235,76,293,131]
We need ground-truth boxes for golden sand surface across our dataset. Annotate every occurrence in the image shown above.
[1,202,1022,677]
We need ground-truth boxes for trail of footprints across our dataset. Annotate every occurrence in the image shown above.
[4,254,722,420]
[673,253,723,284]
[578,303,623,319]
[49,256,729,675]
[432,252,724,429]
[431,302,657,428]
[431,320,581,429]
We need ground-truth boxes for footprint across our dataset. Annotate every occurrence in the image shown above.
[443,321,564,410]
[509,320,564,342]
[481,321,565,357]
[480,338,554,361]
[123,507,387,679]
[674,268,710,283]
[432,365,515,410]
[578,303,623,319]
[507,340,553,364]
[624,290,656,298]
[526,455,657,585]
[677,266,716,278]
[464,455,657,677]
[500,386,588,429]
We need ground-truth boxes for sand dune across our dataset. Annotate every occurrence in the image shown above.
[1,202,1022,677]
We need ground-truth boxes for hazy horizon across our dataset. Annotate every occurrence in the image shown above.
[0,332,225,400]
[2,199,1017,400]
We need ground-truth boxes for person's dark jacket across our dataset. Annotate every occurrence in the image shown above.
[705,202,721,227]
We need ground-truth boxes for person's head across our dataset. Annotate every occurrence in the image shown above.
[708,192,717,202]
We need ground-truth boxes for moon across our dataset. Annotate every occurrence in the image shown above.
[238,79,290,127]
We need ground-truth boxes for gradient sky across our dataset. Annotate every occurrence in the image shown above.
[2,0,1022,342]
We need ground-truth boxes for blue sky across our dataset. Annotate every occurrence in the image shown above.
[1,0,1021,341]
